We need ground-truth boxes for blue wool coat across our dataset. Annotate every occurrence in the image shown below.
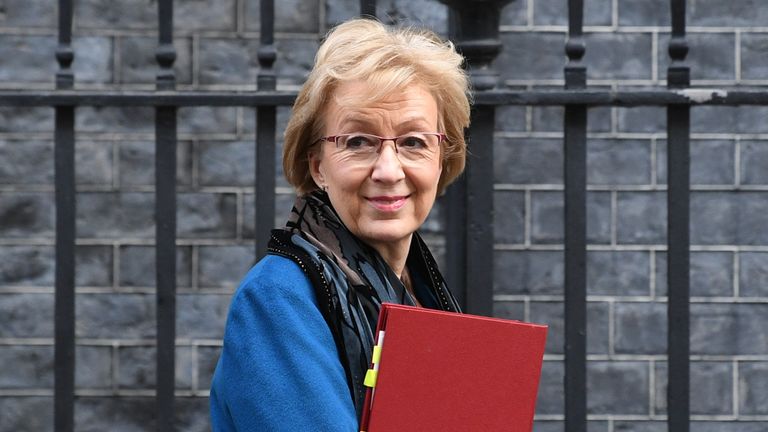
[209,255,358,431]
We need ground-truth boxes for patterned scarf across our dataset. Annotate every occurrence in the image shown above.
[267,190,461,421]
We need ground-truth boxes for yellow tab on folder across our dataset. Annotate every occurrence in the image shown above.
[364,369,379,387]
[372,345,382,364]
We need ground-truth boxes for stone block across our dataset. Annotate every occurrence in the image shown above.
[0,107,54,133]
[176,0,236,31]
[614,421,667,432]
[376,0,448,34]
[691,304,768,355]
[241,106,290,136]
[616,106,665,134]
[198,140,255,186]
[178,193,238,239]
[76,141,114,186]
[0,140,53,185]
[691,192,768,245]
[0,192,54,238]
[740,140,768,185]
[535,360,564,415]
[500,0,527,26]
[587,251,650,296]
[74,0,155,29]
[739,252,768,297]
[0,246,54,287]
[616,191,666,244]
[0,294,54,337]
[692,106,768,134]
[587,361,649,414]
[533,0,612,26]
[588,139,652,185]
[614,302,666,354]
[689,422,768,432]
[197,345,221,390]
[0,35,55,82]
[529,301,610,355]
[741,33,768,80]
[76,107,154,133]
[658,33,736,81]
[325,0,358,27]
[197,246,256,289]
[198,37,317,87]
[174,397,211,432]
[739,362,768,415]
[76,293,155,339]
[584,33,653,80]
[495,105,526,132]
[72,36,113,84]
[494,137,562,184]
[420,197,443,235]
[76,245,113,287]
[687,0,768,27]
[495,32,564,81]
[75,345,112,389]
[246,0,321,33]
[177,293,231,339]
[76,192,155,239]
[617,0,668,26]
[0,397,53,432]
[118,141,193,187]
[657,139,736,185]
[0,0,56,27]
[655,361,733,415]
[117,346,192,389]
[0,345,53,388]
[494,250,563,295]
[493,191,525,244]
[119,36,192,85]
[532,105,612,133]
[74,397,156,431]
[179,107,238,134]
[243,192,297,238]
[529,191,612,245]
[655,251,734,297]
[118,245,192,288]
[491,301,525,321]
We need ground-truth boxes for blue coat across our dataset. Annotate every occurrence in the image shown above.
[210,255,358,431]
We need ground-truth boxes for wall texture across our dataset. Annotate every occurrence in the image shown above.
[1,0,767,431]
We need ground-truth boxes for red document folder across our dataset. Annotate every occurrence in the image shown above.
[359,303,548,432]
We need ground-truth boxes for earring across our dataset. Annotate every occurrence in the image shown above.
[321,184,328,192]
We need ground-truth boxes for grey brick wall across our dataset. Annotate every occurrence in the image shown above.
[1,0,766,431]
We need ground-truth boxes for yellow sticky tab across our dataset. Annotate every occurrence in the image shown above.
[364,369,379,387]
[372,345,382,364]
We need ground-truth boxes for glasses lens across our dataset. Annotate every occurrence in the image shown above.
[395,133,439,163]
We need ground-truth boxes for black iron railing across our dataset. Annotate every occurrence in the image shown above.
[3,0,768,430]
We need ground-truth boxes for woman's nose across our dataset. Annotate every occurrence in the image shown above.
[371,142,406,183]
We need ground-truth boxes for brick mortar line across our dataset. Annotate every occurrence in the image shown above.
[493,244,768,252]
[0,338,223,346]
[493,294,768,303]
[499,25,768,33]
[493,185,768,191]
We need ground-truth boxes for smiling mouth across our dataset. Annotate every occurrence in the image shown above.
[367,195,409,212]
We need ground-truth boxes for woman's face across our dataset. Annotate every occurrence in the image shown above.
[309,81,443,259]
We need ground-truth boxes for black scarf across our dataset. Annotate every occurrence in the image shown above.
[267,191,461,421]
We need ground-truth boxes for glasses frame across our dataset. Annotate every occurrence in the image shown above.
[314,132,447,154]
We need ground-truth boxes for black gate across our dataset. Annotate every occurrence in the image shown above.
[2,0,768,430]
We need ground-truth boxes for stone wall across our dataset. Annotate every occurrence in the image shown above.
[1,0,767,431]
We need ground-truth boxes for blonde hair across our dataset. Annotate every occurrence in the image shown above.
[283,18,471,195]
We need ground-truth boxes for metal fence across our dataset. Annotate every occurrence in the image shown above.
[2,0,768,430]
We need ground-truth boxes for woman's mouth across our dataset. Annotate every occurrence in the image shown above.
[367,195,409,212]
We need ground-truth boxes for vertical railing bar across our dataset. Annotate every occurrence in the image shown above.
[564,0,587,431]
[255,0,277,259]
[54,0,75,428]
[360,0,376,17]
[155,0,177,430]
[439,0,512,315]
[667,0,691,430]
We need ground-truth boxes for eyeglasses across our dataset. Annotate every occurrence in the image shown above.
[315,132,445,167]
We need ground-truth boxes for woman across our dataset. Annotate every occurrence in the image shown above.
[210,18,470,431]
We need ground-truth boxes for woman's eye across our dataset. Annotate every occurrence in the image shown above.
[399,136,427,148]
[345,135,376,148]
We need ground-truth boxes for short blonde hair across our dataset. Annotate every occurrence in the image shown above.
[283,18,471,195]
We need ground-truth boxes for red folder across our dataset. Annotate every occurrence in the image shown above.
[359,303,548,432]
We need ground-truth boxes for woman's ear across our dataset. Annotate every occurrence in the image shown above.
[308,149,324,189]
